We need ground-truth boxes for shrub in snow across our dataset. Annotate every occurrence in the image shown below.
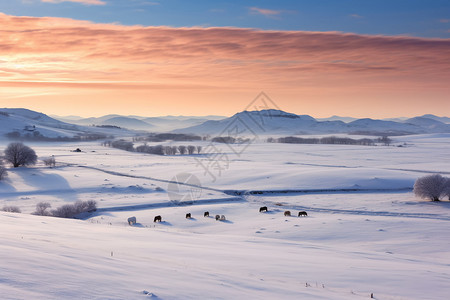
[2,206,21,213]
[413,174,447,201]
[43,156,56,167]
[33,202,52,216]
[51,200,97,218]
[4,142,37,168]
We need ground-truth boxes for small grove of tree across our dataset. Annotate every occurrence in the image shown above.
[111,140,134,151]
[272,136,376,146]
[413,174,450,201]
[106,139,203,156]
[4,142,37,168]
[42,156,56,168]
[51,200,97,218]
[2,206,21,213]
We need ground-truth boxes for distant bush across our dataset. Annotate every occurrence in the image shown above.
[413,174,449,201]
[212,136,235,144]
[2,206,21,213]
[0,111,9,117]
[51,200,97,218]
[143,133,202,142]
[111,140,134,152]
[42,156,56,167]
[273,136,376,146]
[33,202,52,216]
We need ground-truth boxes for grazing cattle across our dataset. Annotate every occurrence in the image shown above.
[284,211,291,217]
[127,216,136,225]
[186,213,192,219]
[298,211,308,217]
[154,215,162,222]
[215,214,220,221]
[220,215,226,221]
[259,206,268,212]
[204,211,209,217]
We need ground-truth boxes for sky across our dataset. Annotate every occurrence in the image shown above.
[0,0,449,118]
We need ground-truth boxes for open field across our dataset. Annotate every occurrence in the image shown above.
[1,134,449,299]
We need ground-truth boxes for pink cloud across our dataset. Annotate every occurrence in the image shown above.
[0,13,448,117]
[249,7,282,17]
[41,0,106,5]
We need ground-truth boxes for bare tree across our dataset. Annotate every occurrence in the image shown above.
[34,202,52,216]
[413,174,447,201]
[178,145,187,155]
[4,142,37,168]
[187,145,196,155]
[197,146,202,154]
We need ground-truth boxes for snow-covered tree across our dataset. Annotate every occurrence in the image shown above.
[34,202,52,216]
[413,174,447,201]
[4,142,37,168]
[187,145,196,155]
[178,145,187,155]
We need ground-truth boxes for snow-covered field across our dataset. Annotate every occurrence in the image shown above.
[0,134,449,299]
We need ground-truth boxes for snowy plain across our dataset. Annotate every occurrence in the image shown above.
[0,133,449,299]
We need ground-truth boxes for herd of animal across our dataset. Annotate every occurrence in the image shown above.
[127,207,308,226]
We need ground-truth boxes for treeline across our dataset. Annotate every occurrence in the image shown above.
[5,131,109,142]
[134,133,203,142]
[211,136,250,144]
[267,136,392,146]
[103,140,202,155]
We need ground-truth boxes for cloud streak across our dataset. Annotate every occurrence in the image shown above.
[249,7,282,17]
[0,13,448,117]
[41,0,106,5]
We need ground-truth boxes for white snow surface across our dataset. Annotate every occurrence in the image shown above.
[0,134,449,299]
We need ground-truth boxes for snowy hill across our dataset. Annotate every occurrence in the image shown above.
[54,114,226,132]
[99,116,155,130]
[0,108,82,138]
[419,114,450,124]
[0,108,134,140]
[174,109,450,136]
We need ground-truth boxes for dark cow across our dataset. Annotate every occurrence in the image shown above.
[154,215,162,222]
[204,211,209,217]
[284,211,291,217]
[259,206,268,213]
[215,214,220,220]
[298,211,308,217]
[186,213,192,219]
